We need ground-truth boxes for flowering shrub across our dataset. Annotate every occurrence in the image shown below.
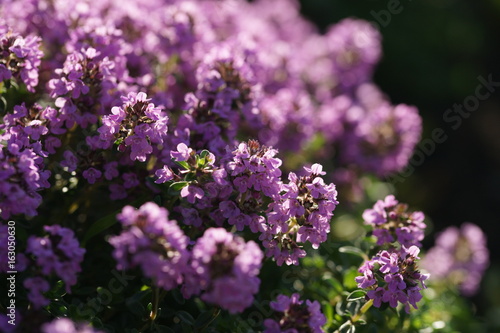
[0,0,490,332]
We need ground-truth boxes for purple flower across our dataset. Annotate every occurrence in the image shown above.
[0,26,43,92]
[340,103,422,177]
[154,165,174,184]
[180,184,204,204]
[264,293,326,333]
[182,228,263,313]
[82,167,102,184]
[325,18,381,90]
[125,135,152,162]
[178,207,203,227]
[170,142,193,162]
[24,277,50,308]
[104,161,119,180]
[60,150,78,172]
[0,146,50,219]
[362,195,426,247]
[109,202,190,290]
[26,225,86,293]
[422,222,489,296]
[261,162,338,265]
[179,42,263,155]
[356,246,429,313]
[97,92,168,162]
[258,88,314,152]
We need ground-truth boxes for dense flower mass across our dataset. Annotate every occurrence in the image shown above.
[26,225,85,289]
[422,222,489,296]
[182,228,263,313]
[264,293,326,333]
[109,202,190,290]
[356,246,429,313]
[0,24,43,92]
[24,225,85,307]
[0,144,50,219]
[362,195,426,247]
[0,0,482,331]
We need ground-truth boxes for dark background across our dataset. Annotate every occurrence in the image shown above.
[298,0,500,321]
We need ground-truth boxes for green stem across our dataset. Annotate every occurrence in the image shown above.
[150,287,160,321]
[334,299,374,333]
[351,298,373,323]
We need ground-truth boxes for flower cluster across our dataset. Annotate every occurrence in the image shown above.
[0,24,43,92]
[264,293,326,333]
[222,140,282,231]
[164,140,338,266]
[109,202,189,291]
[96,91,168,162]
[180,43,262,155]
[422,222,489,296]
[47,47,119,128]
[24,225,86,307]
[362,195,426,247]
[0,148,49,219]
[324,18,381,92]
[356,246,429,313]
[262,163,338,265]
[340,103,422,177]
[182,228,263,313]
[258,88,315,152]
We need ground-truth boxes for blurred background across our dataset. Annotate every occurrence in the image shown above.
[296,0,500,328]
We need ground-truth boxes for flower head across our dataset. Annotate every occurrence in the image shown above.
[363,195,426,247]
[264,293,326,333]
[182,228,263,313]
[109,202,189,290]
[422,222,489,296]
[356,246,429,313]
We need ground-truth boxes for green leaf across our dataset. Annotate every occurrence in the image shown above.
[169,181,189,192]
[82,212,119,245]
[346,290,366,301]
[346,300,362,316]
[343,267,361,290]
[338,246,368,260]
[323,276,345,294]
[46,280,67,299]
[356,319,366,326]
[174,160,190,170]
[199,150,210,159]
[46,301,68,316]
[336,300,345,316]
[176,311,195,326]
[322,302,334,323]
[195,309,220,329]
